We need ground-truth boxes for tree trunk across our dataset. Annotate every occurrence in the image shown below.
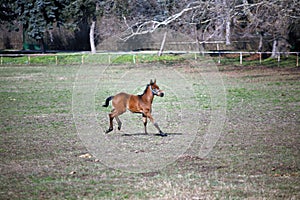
[271,39,278,58]
[215,0,224,40]
[90,21,96,54]
[158,31,167,56]
[225,18,231,45]
[224,0,231,45]
[40,39,45,53]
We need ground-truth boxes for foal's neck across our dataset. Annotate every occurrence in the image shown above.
[141,85,154,103]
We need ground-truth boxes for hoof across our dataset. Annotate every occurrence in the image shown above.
[117,122,122,131]
[105,128,113,133]
[159,132,167,137]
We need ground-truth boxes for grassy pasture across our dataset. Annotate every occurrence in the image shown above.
[0,55,299,199]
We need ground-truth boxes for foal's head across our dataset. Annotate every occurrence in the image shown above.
[149,79,164,97]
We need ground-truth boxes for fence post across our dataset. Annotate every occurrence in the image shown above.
[297,53,299,67]
[108,54,111,64]
[81,55,84,64]
[277,53,280,67]
[1,56,2,65]
[240,52,243,65]
[28,56,30,65]
[133,54,136,64]
[55,56,58,65]
[217,43,221,64]
[259,52,262,64]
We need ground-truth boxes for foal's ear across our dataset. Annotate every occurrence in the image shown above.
[150,79,156,85]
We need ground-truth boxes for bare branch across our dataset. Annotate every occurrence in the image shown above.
[119,3,202,41]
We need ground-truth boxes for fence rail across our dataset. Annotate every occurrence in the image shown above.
[0,51,299,66]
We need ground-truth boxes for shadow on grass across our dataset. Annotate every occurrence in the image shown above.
[121,132,183,137]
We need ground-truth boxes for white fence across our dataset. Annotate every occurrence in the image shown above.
[0,51,299,66]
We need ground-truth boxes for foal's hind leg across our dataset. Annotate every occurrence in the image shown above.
[106,108,125,133]
[115,116,122,130]
[106,109,118,133]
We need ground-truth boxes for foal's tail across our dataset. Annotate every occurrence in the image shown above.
[102,96,114,107]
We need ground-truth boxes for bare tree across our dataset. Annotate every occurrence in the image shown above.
[90,20,97,54]
[120,1,240,46]
[117,0,299,54]
[240,0,300,55]
[66,0,300,53]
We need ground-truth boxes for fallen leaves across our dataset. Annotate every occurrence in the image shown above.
[79,153,92,159]
[78,153,100,163]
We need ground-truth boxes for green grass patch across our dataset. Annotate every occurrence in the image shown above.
[112,54,135,64]
[137,54,185,63]
[56,54,83,65]
[215,54,298,68]
[29,55,57,65]
[227,88,257,107]
[1,56,29,65]
[1,52,298,67]
[84,54,111,64]
[1,53,187,66]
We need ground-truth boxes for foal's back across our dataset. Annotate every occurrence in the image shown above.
[112,92,131,109]
[113,92,146,114]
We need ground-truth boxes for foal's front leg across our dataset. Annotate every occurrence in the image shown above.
[142,114,148,134]
[145,112,167,137]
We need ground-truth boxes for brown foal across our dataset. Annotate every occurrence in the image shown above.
[102,79,167,136]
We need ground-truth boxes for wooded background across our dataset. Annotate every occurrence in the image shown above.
[1,0,299,54]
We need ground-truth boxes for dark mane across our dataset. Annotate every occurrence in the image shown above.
[138,84,150,97]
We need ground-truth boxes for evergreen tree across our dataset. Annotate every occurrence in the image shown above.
[1,0,69,52]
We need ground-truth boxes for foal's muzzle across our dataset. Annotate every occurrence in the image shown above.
[159,92,164,97]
